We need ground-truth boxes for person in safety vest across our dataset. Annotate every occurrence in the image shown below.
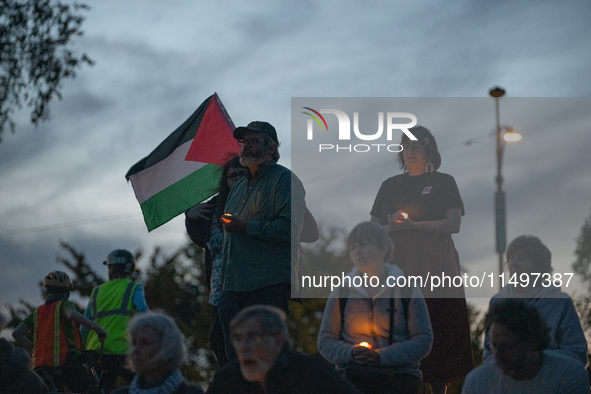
[83,248,149,392]
[12,270,107,393]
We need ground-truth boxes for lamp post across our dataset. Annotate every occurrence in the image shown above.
[489,87,521,289]
[490,86,505,290]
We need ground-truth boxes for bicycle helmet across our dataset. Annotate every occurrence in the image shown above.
[43,271,72,289]
[103,249,135,274]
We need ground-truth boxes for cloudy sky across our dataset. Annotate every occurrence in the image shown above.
[1,1,591,315]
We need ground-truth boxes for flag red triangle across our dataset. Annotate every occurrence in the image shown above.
[185,94,240,165]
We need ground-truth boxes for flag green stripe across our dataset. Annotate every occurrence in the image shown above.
[140,163,222,231]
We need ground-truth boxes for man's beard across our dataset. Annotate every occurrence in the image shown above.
[240,150,268,167]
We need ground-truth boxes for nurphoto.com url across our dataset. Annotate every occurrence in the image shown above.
[301,272,574,292]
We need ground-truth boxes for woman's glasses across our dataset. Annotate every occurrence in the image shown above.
[227,171,248,181]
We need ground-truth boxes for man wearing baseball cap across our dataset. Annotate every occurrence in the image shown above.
[83,249,149,392]
[217,121,306,361]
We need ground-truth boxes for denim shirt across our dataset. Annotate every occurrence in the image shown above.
[221,161,306,292]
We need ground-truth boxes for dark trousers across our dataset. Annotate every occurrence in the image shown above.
[217,282,291,361]
[35,352,94,394]
[209,307,229,367]
[87,352,134,393]
[349,372,422,394]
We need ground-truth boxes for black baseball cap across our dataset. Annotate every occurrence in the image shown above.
[233,121,278,143]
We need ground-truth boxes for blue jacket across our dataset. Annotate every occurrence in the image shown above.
[222,161,306,292]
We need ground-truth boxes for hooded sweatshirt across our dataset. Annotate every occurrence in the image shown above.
[317,263,433,379]
[483,284,587,365]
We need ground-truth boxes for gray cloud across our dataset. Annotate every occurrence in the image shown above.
[2,1,591,313]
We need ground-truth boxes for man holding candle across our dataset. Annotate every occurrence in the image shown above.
[217,121,306,362]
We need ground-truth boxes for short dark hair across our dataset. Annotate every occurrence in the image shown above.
[347,221,394,264]
[397,125,441,171]
[485,299,550,351]
[506,235,552,274]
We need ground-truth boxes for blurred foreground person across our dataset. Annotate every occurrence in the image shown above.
[12,271,107,393]
[483,235,587,365]
[208,304,361,394]
[462,299,589,394]
[0,312,48,394]
[113,311,204,394]
[317,222,433,394]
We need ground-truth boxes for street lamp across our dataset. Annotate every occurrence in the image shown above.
[489,86,521,289]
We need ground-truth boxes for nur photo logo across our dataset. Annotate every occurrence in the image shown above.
[302,107,418,153]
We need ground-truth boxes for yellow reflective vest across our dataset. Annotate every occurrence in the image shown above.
[86,279,138,354]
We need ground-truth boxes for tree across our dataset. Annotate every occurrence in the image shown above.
[572,209,591,334]
[140,242,216,382]
[0,0,93,140]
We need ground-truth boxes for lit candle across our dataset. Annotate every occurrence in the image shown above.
[221,214,232,223]
[393,210,409,222]
[358,342,372,349]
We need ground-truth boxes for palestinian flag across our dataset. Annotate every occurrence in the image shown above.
[126,93,239,231]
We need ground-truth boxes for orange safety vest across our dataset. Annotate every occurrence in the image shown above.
[32,300,83,367]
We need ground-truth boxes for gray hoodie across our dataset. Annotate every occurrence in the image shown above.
[483,284,588,365]
[317,263,433,379]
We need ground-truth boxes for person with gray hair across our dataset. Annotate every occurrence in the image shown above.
[208,304,362,393]
[112,311,203,394]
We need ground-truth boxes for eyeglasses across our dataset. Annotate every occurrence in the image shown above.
[227,171,247,181]
[237,138,264,147]
[402,141,426,153]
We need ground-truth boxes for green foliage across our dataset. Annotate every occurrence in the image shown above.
[299,225,351,298]
[447,303,486,394]
[287,298,327,354]
[573,210,591,334]
[0,0,94,139]
[140,242,216,383]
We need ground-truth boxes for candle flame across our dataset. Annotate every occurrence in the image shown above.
[358,342,372,349]
[401,212,409,219]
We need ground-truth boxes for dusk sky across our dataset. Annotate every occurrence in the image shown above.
[1,1,591,316]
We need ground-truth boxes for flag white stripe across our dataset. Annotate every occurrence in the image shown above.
[128,140,207,204]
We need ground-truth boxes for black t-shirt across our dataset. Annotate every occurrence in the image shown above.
[370,171,464,223]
